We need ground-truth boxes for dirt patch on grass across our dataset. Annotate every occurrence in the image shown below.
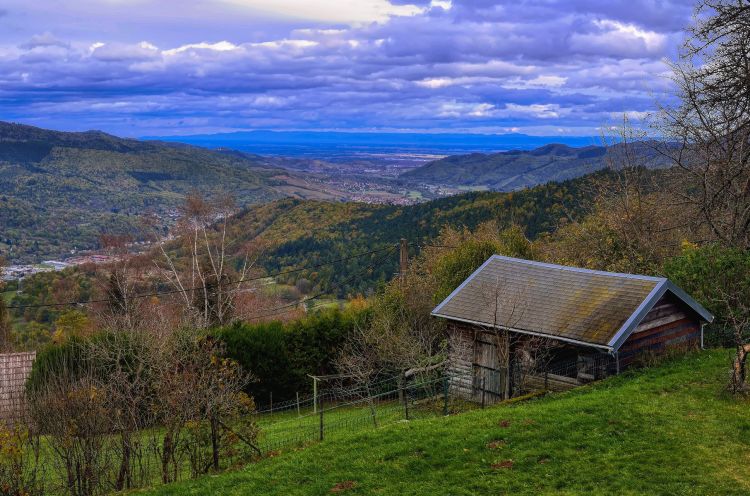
[330,481,357,493]
[491,460,514,470]
[486,440,506,449]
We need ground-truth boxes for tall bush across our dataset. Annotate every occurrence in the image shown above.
[217,306,370,403]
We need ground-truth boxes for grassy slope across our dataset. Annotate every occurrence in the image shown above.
[140,350,750,495]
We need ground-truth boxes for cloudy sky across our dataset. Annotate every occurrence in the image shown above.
[0,0,695,136]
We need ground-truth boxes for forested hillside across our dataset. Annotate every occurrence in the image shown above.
[223,170,612,297]
[401,142,670,191]
[0,122,340,262]
[6,169,611,332]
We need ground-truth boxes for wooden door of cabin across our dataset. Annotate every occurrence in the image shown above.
[473,333,504,402]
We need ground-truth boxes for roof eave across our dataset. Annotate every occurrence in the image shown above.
[607,279,715,352]
[607,279,668,352]
[664,281,715,323]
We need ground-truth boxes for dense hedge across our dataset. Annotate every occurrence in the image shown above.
[216,306,370,404]
[27,306,369,405]
[26,336,87,394]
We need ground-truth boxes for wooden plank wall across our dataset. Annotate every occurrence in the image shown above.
[447,323,477,399]
[618,294,700,367]
[0,351,36,426]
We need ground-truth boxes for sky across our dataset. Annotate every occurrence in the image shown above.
[0,0,696,137]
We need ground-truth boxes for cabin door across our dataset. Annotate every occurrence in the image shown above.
[473,333,504,402]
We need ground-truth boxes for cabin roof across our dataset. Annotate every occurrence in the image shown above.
[431,255,714,352]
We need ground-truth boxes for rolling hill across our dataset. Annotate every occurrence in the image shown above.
[215,170,612,297]
[6,170,608,329]
[401,142,670,191]
[140,350,749,495]
[0,122,343,262]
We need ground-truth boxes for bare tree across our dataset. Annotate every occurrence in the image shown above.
[156,193,258,328]
[0,416,45,496]
[86,329,160,491]
[28,359,112,496]
[659,1,750,248]
[478,276,554,399]
[337,272,447,404]
[601,121,685,265]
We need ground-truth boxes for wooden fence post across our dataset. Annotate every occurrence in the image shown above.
[296,392,301,417]
[443,376,449,416]
[481,377,486,409]
[319,409,324,441]
[402,384,409,420]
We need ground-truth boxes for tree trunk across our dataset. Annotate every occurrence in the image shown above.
[210,414,220,471]
[161,429,174,484]
[115,433,131,491]
[503,332,512,400]
[731,343,750,392]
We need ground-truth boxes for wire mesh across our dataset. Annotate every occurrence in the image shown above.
[253,373,472,454]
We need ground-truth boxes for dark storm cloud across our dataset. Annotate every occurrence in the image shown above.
[0,0,693,135]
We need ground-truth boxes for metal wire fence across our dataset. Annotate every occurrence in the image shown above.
[253,375,403,415]
[253,354,619,455]
[253,373,478,454]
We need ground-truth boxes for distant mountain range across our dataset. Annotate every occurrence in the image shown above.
[400,142,671,191]
[0,122,341,262]
[144,130,600,160]
[0,121,668,263]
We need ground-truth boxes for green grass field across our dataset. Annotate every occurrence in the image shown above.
[1,290,14,304]
[136,350,750,495]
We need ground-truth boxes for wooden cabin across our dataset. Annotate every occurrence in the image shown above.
[431,255,713,402]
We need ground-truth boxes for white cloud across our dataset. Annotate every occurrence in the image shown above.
[221,0,425,24]
[91,41,159,61]
[504,103,564,119]
[430,0,452,10]
[569,19,666,57]
[250,39,318,49]
[163,41,239,56]
[437,101,496,118]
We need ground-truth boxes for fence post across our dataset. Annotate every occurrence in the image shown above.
[442,376,449,416]
[313,377,318,414]
[296,392,301,417]
[481,377,486,409]
[402,384,409,420]
[319,409,324,441]
[270,392,273,412]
